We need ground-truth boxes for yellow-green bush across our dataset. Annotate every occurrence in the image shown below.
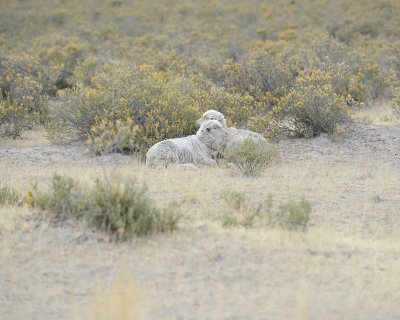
[0,101,41,138]
[190,85,264,128]
[87,118,138,155]
[47,66,201,154]
[0,55,48,137]
[261,69,350,138]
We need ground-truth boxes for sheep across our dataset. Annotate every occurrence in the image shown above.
[196,109,268,149]
[146,119,228,167]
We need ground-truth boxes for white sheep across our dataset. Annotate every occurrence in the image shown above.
[196,109,268,149]
[146,119,228,167]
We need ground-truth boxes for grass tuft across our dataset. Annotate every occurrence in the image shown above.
[224,139,278,177]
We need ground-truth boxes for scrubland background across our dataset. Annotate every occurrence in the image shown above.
[1,0,400,319]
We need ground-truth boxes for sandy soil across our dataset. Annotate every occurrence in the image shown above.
[1,122,399,320]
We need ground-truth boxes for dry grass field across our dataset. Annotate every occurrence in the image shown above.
[1,0,400,318]
[1,107,399,320]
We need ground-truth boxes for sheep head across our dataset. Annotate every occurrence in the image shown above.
[196,110,228,129]
[197,119,229,152]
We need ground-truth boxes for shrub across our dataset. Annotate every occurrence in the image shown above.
[0,185,23,207]
[224,139,278,177]
[87,118,139,155]
[88,178,178,239]
[203,52,298,109]
[28,174,179,239]
[0,100,37,138]
[47,65,201,154]
[190,86,264,128]
[0,55,49,138]
[267,69,350,138]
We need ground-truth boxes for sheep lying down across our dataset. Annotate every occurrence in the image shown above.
[146,119,228,167]
[198,109,268,149]
[226,127,266,148]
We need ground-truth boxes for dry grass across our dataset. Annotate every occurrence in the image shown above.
[0,128,51,147]
[354,103,400,126]
[1,128,400,319]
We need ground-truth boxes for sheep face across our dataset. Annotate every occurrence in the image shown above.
[196,110,228,129]
[197,119,229,152]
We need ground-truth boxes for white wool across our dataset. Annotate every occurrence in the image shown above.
[146,120,228,167]
[226,127,267,149]
[197,110,268,150]
[196,109,228,129]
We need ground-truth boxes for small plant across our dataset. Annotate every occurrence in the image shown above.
[391,94,400,119]
[222,192,311,231]
[88,178,179,239]
[275,199,311,231]
[28,174,179,240]
[27,175,87,220]
[0,185,23,206]
[221,190,261,227]
[224,139,278,177]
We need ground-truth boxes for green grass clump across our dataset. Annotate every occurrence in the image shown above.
[0,185,23,207]
[28,174,179,240]
[224,139,278,177]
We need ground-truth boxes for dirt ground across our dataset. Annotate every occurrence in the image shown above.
[1,120,400,320]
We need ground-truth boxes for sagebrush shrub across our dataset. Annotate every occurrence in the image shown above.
[88,178,178,239]
[268,69,350,138]
[224,139,278,177]
[0,100,37,138]
[190,86,264,128]
[87,118,139,155]
[28,174,179,239]
[47,66,201,154]
[0,55,48,138]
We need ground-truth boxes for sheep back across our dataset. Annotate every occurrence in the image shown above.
[146,135,217,167]
[226,127,268,149]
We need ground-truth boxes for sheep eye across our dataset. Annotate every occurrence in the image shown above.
[206,127,211,132]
